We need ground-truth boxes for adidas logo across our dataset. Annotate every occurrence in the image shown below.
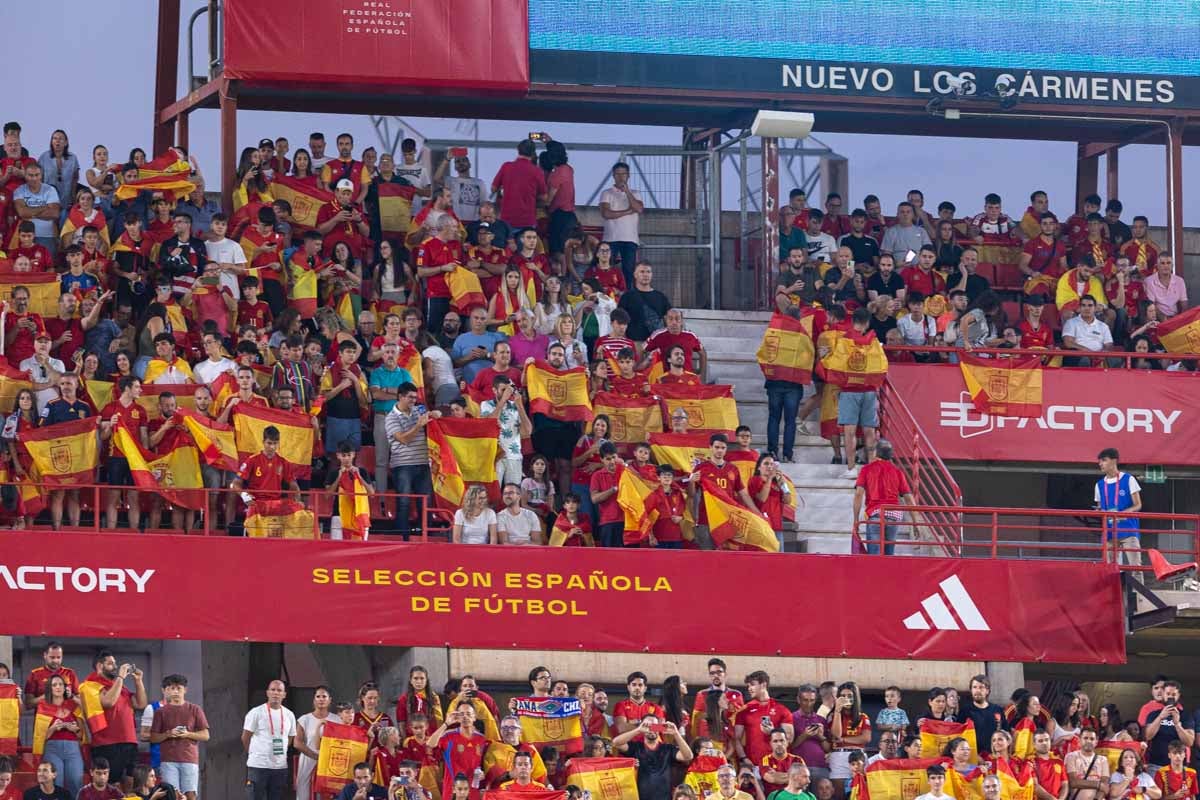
[901,575,990,631]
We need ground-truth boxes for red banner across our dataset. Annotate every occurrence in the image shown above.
[887,364,1200,465]
[223,0,530,91]
[0,532,1123,664]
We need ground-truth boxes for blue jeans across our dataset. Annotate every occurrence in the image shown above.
[862,512,898,555]
[391,464,432,536]
[246,766,289,800]
[767,383,803,459]
[608,241,639,289]
[572,481,597,530]
[42,739,84,796]
[324,415,362,452]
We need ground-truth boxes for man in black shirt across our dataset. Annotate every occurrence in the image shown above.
[23,762,72,800]
[961,674,1007,757]
[946,246,991,302]
[158,211,208,296]
[839,209,881,268]
[775,246,822,311]
[866,253,905,303]
[1105,200,1132,250]
[613,715,693,800]
[617,261,671,341]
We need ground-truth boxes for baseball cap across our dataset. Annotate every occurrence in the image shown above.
[335,179,354,191]
[1023,294,1046,307]
[34,329,51,341]
[258,138,274,149]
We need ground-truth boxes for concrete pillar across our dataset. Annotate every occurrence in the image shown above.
[1076,144,1099,210]
[819,156,850,207]
[372,647,450,700]
[201,642,252,800]
[985,662,1026,701]
[0,637,12,672]
[308,644,375,706]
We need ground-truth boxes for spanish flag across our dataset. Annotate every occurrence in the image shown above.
[819,382,842,440]
[859,757,945,800]
[701,477,780,552]
[23,416,99,487]
[0,272,58,316]
[446,266,487,315]
[446,695,501,743]
[563,757,638,798]
[32,700,86,757]
[1096,740,1146,772]
[135,383,198,421]
[399,341,425,401]
[315,721,370,795]
[944,763,987,800]
[821,335,888,390]
[233,403,314,479]
[112,422,206,511]
[426,417,499,509]
[648,432,710,474]
[481,743,548,787]
[1011,718,1035,760]
[0,684,17,755]
[725,450,797,523]
[244,498,317,539]
[684,754,728,797]
[77,677,109,736]
[59,207,111,250]
[176,409,239,471]
[655,384,739,435]
[756,312,816,384]
[959,355,1043,417]
[288,255,319,317]
[513,696,583,754]
[616,467,659,545]
[80,377,114,415]
[525,361,593,423]
[549,513,593,547]
[377,182,417,240]
[338,469,371,540]
[271,175,334,231]
[919,719,977,762]
[114,169,196,203]
[0,362,32,413]
[592,392,663,454]
[1157,305,1200,354]
[990,757,1035,800]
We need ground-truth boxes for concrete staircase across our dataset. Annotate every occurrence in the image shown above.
[683,309,856,553]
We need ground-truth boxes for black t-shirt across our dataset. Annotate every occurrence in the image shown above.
[868,314,897,342]
[325,367,365,419]
[1146,704,1192,765]
[866,271,905,299]
[839,233,881,266]
[962,703,1007,754]
[618,288,671,341]
[24,787,73,800]
[946,272,992,302]
[628,741,678,800]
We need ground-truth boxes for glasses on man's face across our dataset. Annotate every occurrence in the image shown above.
[709,669,725,677]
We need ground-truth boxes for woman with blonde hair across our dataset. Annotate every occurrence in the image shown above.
[453,485,497,544]
[550,313,586,368]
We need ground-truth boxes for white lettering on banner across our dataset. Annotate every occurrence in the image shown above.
[940,399,1181,439]
[0,565,155,593]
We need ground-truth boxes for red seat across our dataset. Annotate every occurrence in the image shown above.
[1038,302,1060,332]
[991,262,1025,290]
[1001,301,1021,328]
[1148,549,1197,582]
[974,262,996,284]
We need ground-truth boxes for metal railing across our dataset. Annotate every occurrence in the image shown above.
[884,344,1200,368]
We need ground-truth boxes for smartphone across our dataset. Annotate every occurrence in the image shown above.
[415,404,427,416]
[201,275,219,286]
[649,724,666,734]
[528,132,546,143]
[449,147,469,158]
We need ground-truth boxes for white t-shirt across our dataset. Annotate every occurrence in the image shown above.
[20,356,66,413]
[599,186,641,244]
[421,346,455,392]
[897,313,936,346]
[207,237,248,300]
[807,232,839,264]
[454,508,497,544]
[448,176,486,222]
[194,357,236,386]
[1094,472,1142,503]
[1062,316,1113,352]
[243,703,297,769]
[396,162,430,212]
[496,507,542,545]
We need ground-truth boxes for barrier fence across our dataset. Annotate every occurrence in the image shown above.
[884,344,1200,367]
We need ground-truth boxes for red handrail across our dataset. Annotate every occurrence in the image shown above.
[885,344,1199,367]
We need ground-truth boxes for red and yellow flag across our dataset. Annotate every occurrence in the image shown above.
[446,266,487,315]
[1011,718,1035,760]
[959,355,1043,417]
[24,417,99,487]
[757,312,816,384]
[112,422,205,511]
[684,754,728,797]
[481,744,548,787]
[233,403,315,479]
[648,432,709,474]
[115,170,196,203]
[288,257,319,317]
[0,272,59,316]
[563,758,638,800]
[59,207,111,250]
[655,384,739,435]
[338,470,371,540]
[0,362,32,413]
[1157,305,1200,354]
[606,349,664,386]
[399,342,425,402]
[0,684,17,755]
[919,719,977,762]
[616,467,659,545]
[135,383,198,422]
[1096,740,1145,773]
[821,335,888,389]
[77,678,109,736]
[270,176,334,230]
[859,757,946,800]
[592,392,663,454]
[32,700,86,757]
[245,498,317,539]
[315,721,371,795]
[80,377,114,415]
[377,182,417,240]
[702,477,780,552]
[525,361,593,423]
[176,409,239,471]
[513,696,583,754]
[426,417,500,509]
[993,756,1035,800]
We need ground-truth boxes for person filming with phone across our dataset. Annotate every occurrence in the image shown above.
[336,762,387,800]
[613,715,693,800]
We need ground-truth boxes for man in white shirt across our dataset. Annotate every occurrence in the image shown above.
[242,680,296,800]
[599,162,644,289]
[205,213,248,300]
[804,210,839,266]
[442,153,486,222]
[20,332,65,413]
[914,764,950,800]
[396,138,432,212]
[495,483,544,545]
[193,332,237,386]
[866,731,899,766]
[1062,295,1114,367]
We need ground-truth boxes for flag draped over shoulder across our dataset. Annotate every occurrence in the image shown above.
[525,361,593,422]
[315,721,370,795]
[32,700,86,757]
[245,499,316,539]
[701,477,779,552]
[176,409,239,471]
[233,404,314,478]
[377,182,417,240]
[616,467,658,545]
[821,335,888,389]
[446,266,487,314]
[860,757,945,800]
[726,450,797,523]
[338,470,371,540]
[271,176,334,230]
[756,312,816,384]
[0,362,32,413]
[684,754,728,798]
[77,678,108,736]
[1011,718,1035,760]
[513,696,584,754]
[0,684,17,754]
[0,272,58,316]
[959,356,1043,417]
[592,392,662,454]
[1095,740,1145,772]
[562,757,638,799]
[426,417,499,509]
[919,719,977,762]
[1157,305,1200,354]
[655,384,738,435]
[112,421,205,511]
[23,417,99,487]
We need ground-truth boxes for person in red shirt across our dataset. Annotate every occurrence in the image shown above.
[643,463,686,549]
[761,729,804,795]
[1072,214,1114,272]
[2,283,44,368]
[12,222,52,271]
[734,671,794,769]
[851,440,914,555]
[821,192,852,239]
[645,308,707,378]
[692,434,760,544]
[43,292,84,364]
[74,759,125,800]
[1155,742,1198,800]
[900,246,947,299]
[491,140,547,231]
[233,425,300,502]
[466,222,508,297]
[1018,295,1055,350]
[98,375,149,531]
[594,310,637,362]
[604,347,649,397]
[1064,194,1103,251]
[237,276,273,330]
[509,228,550,303]
[240,206,287,315]
[613,671,667,734]
[318,133,372,204]
[82,651,148,792]
[1019,213,1068,295]
[748,454,789,533]
[585,244,627,298]
[1031,730,1068,800]
[588,441,624,548]
[1122,216,1160,275]
[217,365,270,424]
[23,641,79,709]
[1105,257,1145,337]
[467,341,522,402]
[415,216,463,334]
[316,178,371,262]
[657,345,701,386]
[182,260,237,339]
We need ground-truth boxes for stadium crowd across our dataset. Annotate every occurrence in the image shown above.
[2,645,1197,800]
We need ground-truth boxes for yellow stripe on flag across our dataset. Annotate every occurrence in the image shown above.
[592,392,662,451]
[919,719,977,762]
[524,360,593,423]
[821,335,888,389]
[1156,305,1200,354]
[315,721,370,795]
[177,409,239,472]
[563,758,640,800]
[446,266,487,315]
[0,363,33,414]
[0,273,59,316]
[113,423,206,511]
[77,679,109,736]
[377,183,417,239]
[233,404,314,478]
[959,356,1043,418]
[271,176,334,229]
[654,384,739,434]
[616,468,658,545]
[24,417,99,487]
[648,432,709,474]
[701,477,779,552]
[245,499,316,539]
[426,417,499,509]
[0,685,18,755]
[338,470,372,540]
[756,312,816,384]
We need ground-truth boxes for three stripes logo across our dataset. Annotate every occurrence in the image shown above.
[901,575,990,632]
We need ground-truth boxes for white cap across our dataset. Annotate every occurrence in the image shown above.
[335,178,354,191]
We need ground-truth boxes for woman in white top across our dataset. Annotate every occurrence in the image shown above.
[1050,694,1081,747]
[293,685,332,800]
[84,144,116,216]
[1108,748,1161,800]
[453,485,497,544]
[534,276,569,336]
[550,313,587,369]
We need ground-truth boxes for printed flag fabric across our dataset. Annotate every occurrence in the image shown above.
[23,417,99,487]
[992,756,1035,800]
[80,377,114,415]
[426,417,500,509]
[481,744,548,787]
[701,477,779,552]
[399,342,425,401]
[860,757,946,800]
[77,678,109,736]
[244,499,317,539]
[176,409,239,471]
[1011,718,1035,760]
[135,383,198,421]
[338,469,371,540]
[0,361,32,413]
[1096,740,1146,772]
[446,266,487,314]
[271,176,334,230]
[0,684,17,755]
[616,467,658,545]
[114,172,196,203]
[684,755,728,798]
[59,207,111,250]
[1157,305,1200,354]
[233,403,314,479]
[726,450,797,523]
[112,422,205,512]
[525,361,593,423]
[919,719,977,762]
[513,696,584,754]
[821,336,888,389]
[377,182,417,239]
[648,432,710,474]
[592,392,662,454]
[655,384,739,435]
[32,700,85,757]
[315,721,371,795]
[562,757,638,800]
[944,763,987,800]
[0,272,58,316]
[959,355,1043,417]
[756,312,816,384]
[288,258,319,316]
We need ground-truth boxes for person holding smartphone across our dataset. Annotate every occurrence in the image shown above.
[614,716,693,800]
[149,675,210,800]
[335,763,387,800]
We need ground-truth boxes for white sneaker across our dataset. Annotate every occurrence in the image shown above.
[840,466,860,479]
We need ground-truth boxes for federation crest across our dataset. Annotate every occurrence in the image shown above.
[847,349,868,372]
[924,294,948,317]
[901,777,921,800]
[547,378,568,405]
[598,774,622,800]
[610,415,628,441]
[685,404,703,428]
[761,332,780,362]
[50,444,71,474]
[329,742,351,775]
[986,374,1009,401]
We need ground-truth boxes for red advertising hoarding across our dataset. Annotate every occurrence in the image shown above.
[888,364,1200,465]
[0,532,1123,664]
[223,0,529,92]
